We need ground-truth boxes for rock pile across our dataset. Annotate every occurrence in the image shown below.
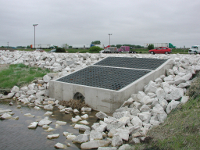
[1,50,200,149]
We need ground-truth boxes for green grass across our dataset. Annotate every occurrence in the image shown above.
[135,74,200,150]
[0,64,50,89]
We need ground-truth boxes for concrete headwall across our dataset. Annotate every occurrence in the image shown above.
[49,58,173,113]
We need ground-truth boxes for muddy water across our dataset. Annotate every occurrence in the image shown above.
[0,99,99,150]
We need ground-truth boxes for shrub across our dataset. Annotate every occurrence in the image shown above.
[56,47,66,53]
[89,46,102,53]
[148,44,154,50]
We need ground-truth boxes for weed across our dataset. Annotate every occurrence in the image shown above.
[0,64,50,90]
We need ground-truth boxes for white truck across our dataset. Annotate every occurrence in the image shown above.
[144,43,176,48]
[188,45,200,54]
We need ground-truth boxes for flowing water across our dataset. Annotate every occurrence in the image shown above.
[0,99,99,150]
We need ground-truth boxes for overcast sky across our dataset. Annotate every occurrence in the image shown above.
[0,0,199,48]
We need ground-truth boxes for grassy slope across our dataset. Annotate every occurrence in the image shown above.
[0,64,50,89]
[135,74,200,150]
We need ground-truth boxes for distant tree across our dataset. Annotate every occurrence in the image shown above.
[111,45,116,47]
[148,44,154,50]
[56,47,66,53]
[91,41,101,45]
[89,46,102,53]
[69,46,72,48]
[27,45,31,48]
[116,44,122,48]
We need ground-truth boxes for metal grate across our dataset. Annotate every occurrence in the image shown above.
[94,57,167,70]
[57,66,150,91]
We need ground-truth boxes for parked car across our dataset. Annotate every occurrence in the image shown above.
[149,47,172,54]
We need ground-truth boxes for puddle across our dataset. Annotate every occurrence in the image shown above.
[0,99,99,150]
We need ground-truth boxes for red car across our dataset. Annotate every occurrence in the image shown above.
[149,47,172,54]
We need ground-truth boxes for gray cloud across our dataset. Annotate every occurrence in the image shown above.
[0,0,199,48]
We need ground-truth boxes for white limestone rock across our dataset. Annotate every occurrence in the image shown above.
[164,75,174,82]
[140,105,150,112]
[181,96,189,104]
[96,111,108,119]
[81,140,110,149]
[131,138,140,143]
[43,75,51,82]
[38,117,52,126]
[138,112,151,123]
[47,134,59,139]
[120,98,134,107]
[54,143,66,149]
[74,124,90,131]
[117,116,131,125]
[66,135,77,140]
[73,109,79,113]
[156,88,166,100]
[144,81,158,93]
[44,111,53,116]
[42,125,49,129]
[1,113,12,119]
[158,98,168,110]
[98,147,117,150]
[44,104,53,110]
[11,86,19,93]
[130,108,140,116]
[130,116,143,127]
[165,88,184,100]
[166,100,180,114]
[28,122,38,129]
[79,120,89,125]
[112,135,123,147]
[90,130,103,141]
[56,121,67,125]
[24,113,35,117]
[118,144,133,150]
[34,106,41,110]
[65,107,73,112]
[81,114,89,119]
[0,109,12,114]
[72,134,89,143]
[116,128,130,141]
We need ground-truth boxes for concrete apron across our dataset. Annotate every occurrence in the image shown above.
[49,59,173,113]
